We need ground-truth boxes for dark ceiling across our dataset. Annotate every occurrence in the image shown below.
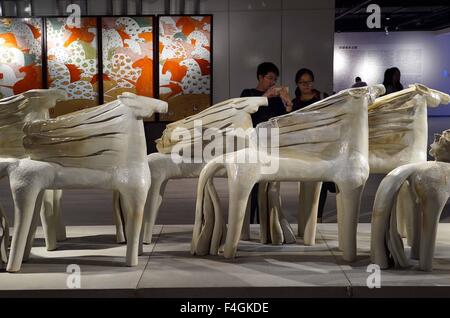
[335,0,450,32]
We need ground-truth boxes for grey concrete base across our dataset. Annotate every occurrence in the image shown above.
[1,224,450,298]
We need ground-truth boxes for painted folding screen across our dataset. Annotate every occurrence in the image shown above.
[46,17,99,116]
[158,15,211,121]
[0,18,43,99]
[102,16,154,103]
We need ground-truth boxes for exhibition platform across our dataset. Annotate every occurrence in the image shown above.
[1,117,450,298]
[1,223,450,298]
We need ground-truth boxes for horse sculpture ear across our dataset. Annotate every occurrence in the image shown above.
[427,89,450,107]
[119,92,137,98]
[22,88,68,106]
[348,86,368,98]
[118,93,168,118]
[366,84,386,104]
[239,97,269,114]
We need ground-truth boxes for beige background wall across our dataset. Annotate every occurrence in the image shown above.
[27,0,335,102]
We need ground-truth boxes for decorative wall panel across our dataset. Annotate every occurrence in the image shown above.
[158,15,211,121]
[0,18,43,99]
[102,16,154,103]
[46,17,99,116]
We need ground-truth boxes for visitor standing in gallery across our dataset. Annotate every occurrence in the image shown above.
[291,68,324,111]
[240,62,293,223]
[383,67,404,95]
[351,76,368,88]
[291,68,335,222]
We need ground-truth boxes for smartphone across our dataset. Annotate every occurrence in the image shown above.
[274,87,289,94]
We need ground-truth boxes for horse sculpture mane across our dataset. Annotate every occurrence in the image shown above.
[0,95,30,158]
[368,84,450,170]
[0,89,68,158]
[22,92,162,169]
[156,97,268,154]
[256,86,383,161]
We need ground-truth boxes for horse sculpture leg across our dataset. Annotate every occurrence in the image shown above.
[0,203,9,266]
[40,190,64,250]
[142,177,168,244]
[193,180,218,255]
[298,181,321,245]
[258,181,270,244]
[417,187,447,271]
[335,183,365,262]
[267,181,296,244]
[7,186,43,272]
[396,182,421,259]
[223,165,258,259]
[142,155,185,245]
[113,190,126,243]
[119,187,148,267]
[259,182,284,244]
[241,198,251,241]
[23,192,45,261]
[258,182,295,245]
[396,182,415,244]
[53,190,66,242]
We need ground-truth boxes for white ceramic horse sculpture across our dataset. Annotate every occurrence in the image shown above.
[111,97,269,245]
[371,129,450,271]
[0,89,68,267]
[257,84,450,249]
[191,85,384,262]
[294,84,450,249]
[1,92,167,272]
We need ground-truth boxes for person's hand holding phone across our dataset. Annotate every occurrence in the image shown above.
[278,87,293,112]
[263,85,278,98]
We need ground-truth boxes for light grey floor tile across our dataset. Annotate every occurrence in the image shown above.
[138,225,350,290]
[0,225,161,290]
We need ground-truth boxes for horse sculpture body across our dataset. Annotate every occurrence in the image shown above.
[112,97,269,245]
[1,92,167,272]
[371,129,450,271]
[255,85,449,251]
[0,89,67,267]
[191,85,384,262]
[295,84,450,249]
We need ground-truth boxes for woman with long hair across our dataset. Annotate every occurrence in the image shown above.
[292,68,322,111]
[383,67,404,95]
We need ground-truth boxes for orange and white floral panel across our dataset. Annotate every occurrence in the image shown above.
[46,17,99,116]
[158,15,211,121]
[0,18,43,99]
[102,16,154,103]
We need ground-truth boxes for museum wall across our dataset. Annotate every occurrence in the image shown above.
[22,0,336,103]
[4,0,335,152]
[334,31,450,116]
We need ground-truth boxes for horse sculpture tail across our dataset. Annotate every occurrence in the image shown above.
[191,158,227,256]
[371,163,421,269]
[0,160,12,268]
[0,203,9,267]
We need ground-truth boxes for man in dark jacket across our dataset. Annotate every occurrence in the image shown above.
[240,62,292,223]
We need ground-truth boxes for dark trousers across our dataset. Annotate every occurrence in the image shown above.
[317,182,336,218]
[250,183,260,224]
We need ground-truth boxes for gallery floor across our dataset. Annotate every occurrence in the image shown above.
[0,117,450,298]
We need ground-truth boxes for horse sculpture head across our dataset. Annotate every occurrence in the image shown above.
[118,92,168,119]
[155,97,268,154]
[22,88,68,112]
[413,84,450,107]
[430,129,450,163]
[22,93,168,169]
